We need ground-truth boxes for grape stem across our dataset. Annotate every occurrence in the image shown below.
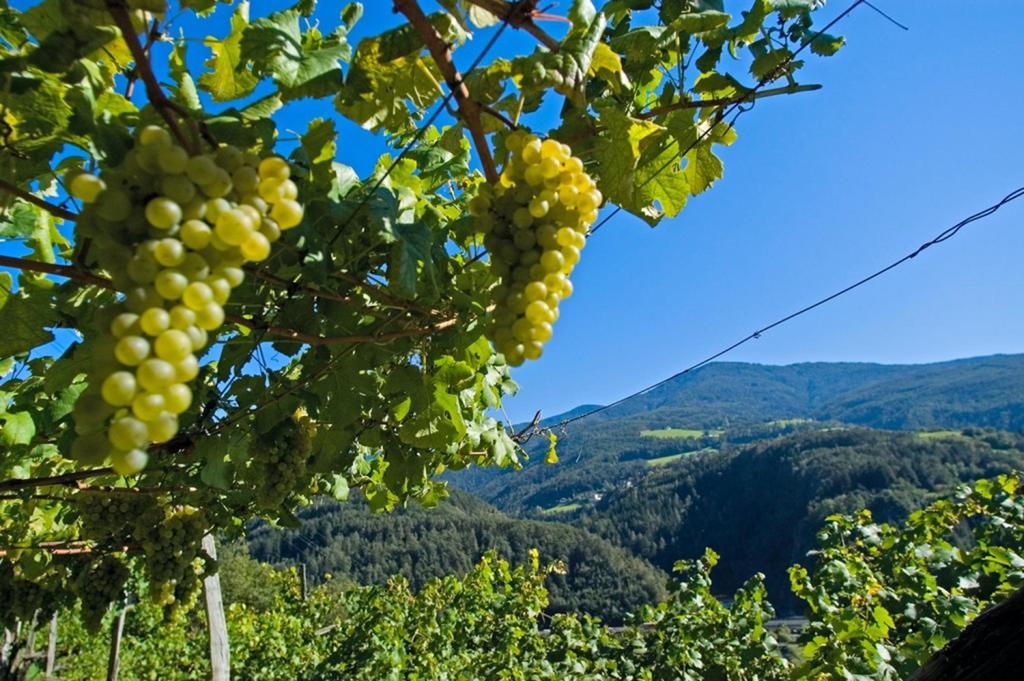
[0,254,105,286]
[0,541,98,557]
[244,265,357,305]
[462,0,561,53]
[394,0,500,183]
[0,179,78,221]
[0,468,115,493]
[333,271,440,316]
[124,17,161,100]
[0,255,459,347]
[105,1,199,154]
[480,103,518,130]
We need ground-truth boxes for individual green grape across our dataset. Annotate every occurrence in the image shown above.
[101,371,137,406]
[148,412,179,442]
[162,383,192,414]
[109,416,149,450]
[154,329,192,362]
[258,156,290,179]
[157,144,189,175]
[154,269,189,300]
[69,173,106,203]
[182,281,213,310]
[161,173,197,204]
[110,312,141,338]
[270,199,303,229]
[145,197,182,230]
[139,125,172,147]
[140,307,171,336]
[195,301,225,330]
[111,447,148,475]
[185,155,219,185]
[240,232,271,261]
[180,219,212,249]
[137,359,176,391]
[184,324,208,351]
[132,392,166,421]
[114,335,150,366]
[154,238,186,267]
[169,305,196,330]
[474,130,601,365]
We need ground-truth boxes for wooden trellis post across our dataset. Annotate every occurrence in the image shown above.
[202,534,230,681]
[106,605,127,681]
[44,613,57,677]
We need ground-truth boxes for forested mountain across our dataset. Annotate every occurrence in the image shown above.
[245,355,1024,622]
[585,354,1024,429]
[579,427,1024,611]
[246,489,667,623]
[452,354,1024,512]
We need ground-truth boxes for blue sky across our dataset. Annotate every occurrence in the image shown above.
[501,1,1024,421]
[6,1,1024,424]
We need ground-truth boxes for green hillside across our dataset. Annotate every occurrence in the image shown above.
[451,354,1024,512]
[579,427,1024,611]
[246,489,667,624]
[246,356,1024,623]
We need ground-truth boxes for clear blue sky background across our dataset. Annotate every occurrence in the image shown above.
[7,1,1024,423]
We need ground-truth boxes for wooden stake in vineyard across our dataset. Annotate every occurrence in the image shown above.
[106,604,128,681]
[202,535,230,681]
[44,613,56,678]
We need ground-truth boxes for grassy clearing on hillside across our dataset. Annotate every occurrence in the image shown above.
[540,503,582,515]
[916,430,968,441]
[645,448,718,467]
[763,418,814,428]
[641,428,724,439]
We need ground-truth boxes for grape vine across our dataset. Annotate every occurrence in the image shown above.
[0,0,849,638]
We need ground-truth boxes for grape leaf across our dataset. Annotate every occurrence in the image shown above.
[179,0,232,15]
[671,10,731,34]
[0,202,38,240]
[751,48,795,81]
[593,103,688,224]
[810,32,845,56]
[1,411,35,446]
[0,290,58,358]
[240,6,350,101]
[569,0,597,26]
[169,40,201,110]
[199,1,259,102]
[389,221,435,299]
[335,13,465,132]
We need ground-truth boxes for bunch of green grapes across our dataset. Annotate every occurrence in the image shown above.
[75,489,155,541]
[72,555,130,633]
[131,503,209,614]
[470,131,601,365]
[0,561,68,629]
[68,125,304,474]
[245,410,315,510]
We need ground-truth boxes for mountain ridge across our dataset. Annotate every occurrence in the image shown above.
[531,353,1024,428]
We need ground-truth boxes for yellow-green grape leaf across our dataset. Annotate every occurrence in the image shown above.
[199,1,259,102]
